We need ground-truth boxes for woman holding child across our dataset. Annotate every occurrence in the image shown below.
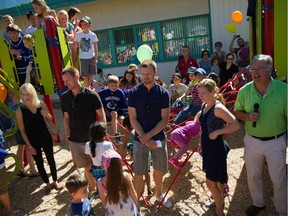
[198,79,240,216]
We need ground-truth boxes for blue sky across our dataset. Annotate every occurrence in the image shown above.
[0,0,31,9]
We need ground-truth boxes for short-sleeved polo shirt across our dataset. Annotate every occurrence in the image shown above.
[234,79,287,137]
[61,87,103,142]
[128,83,170,141]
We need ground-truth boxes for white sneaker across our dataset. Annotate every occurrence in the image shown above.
[156,194,173,208]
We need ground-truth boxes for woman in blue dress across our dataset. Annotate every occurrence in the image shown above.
[198,79,240,216]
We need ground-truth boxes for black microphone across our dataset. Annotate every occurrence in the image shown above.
[252,103,259,127]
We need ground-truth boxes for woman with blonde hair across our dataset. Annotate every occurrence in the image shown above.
[197,78,240,216]
[15,83,61,195]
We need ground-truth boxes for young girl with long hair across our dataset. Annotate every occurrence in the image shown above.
[197,79,240,216]
[98,149,139,215]
[31,0,59,29]
[85,122,113,182]
[119,69,139,91]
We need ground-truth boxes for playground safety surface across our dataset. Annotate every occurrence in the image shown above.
[1,105,277,216]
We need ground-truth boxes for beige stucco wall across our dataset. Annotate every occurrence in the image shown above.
[78,0,209,30]
[0,0,208,32]
[0,0,209,85]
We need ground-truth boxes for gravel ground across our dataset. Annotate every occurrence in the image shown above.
[0,106,278,216]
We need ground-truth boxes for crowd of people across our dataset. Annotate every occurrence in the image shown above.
[0,1,287,216]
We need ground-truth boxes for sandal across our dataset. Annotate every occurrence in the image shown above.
[17,171,27,178]
[51,182,63,191]
[45,185,51,195]
[28,172,40,178]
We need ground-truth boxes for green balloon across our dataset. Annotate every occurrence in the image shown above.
[226,23,237,33]
[137,45,153,62]
[187,38,194,43]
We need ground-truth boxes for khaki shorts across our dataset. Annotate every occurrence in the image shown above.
[0,167,8,195]
[69,141,90,168]
[133,140,168,175]
[80,58,97,76]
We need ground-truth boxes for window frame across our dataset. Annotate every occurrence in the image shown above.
[94,14,212,68]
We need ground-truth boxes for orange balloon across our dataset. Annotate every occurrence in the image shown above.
[0,83,7,102]
[232,11,243,23]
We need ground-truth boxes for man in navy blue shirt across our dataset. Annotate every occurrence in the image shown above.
[128,59,172,208]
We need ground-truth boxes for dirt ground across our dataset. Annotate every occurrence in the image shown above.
[0,105,278,216]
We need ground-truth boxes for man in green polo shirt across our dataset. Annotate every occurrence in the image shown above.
[233,54,287,216]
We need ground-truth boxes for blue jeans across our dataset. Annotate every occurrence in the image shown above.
[90,165,106,180]
[173,104,201,124]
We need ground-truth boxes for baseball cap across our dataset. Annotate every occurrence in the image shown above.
[172,73,182,79]
[187,66,197,74]
[80,16,91,24]
[207,72,218,80]
[195,68,207,75]
[101,149,122,172]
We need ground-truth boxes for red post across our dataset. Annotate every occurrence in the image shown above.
[262,0,274,57]
[44,18,67,142]
[45,18,65,90]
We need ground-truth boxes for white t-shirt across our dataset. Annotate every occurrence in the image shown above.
[168,83,188,103]
[26,26,37,35]
[75,30,98,59]
[165,32,173,40]
[85,141,113,166]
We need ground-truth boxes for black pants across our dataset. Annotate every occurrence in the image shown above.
[32,140,57,183]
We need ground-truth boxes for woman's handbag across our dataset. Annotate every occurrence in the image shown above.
[41,101,59,136]
[43,116,59,136]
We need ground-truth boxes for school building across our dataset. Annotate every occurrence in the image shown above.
[0,0,249,84]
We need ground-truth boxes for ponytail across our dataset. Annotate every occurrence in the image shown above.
[89,140,96,157]
[214,86,225,105]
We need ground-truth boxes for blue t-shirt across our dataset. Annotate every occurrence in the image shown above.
[98,88,128,113]
[70,198,95,216]
[128,83,170,141]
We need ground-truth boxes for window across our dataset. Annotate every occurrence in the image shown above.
[185,16,210,56]
[163,16,210,58]
[96,31,112,65]
[95,15,211,68]
[136,25,157,42]
[113,28,136,63]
